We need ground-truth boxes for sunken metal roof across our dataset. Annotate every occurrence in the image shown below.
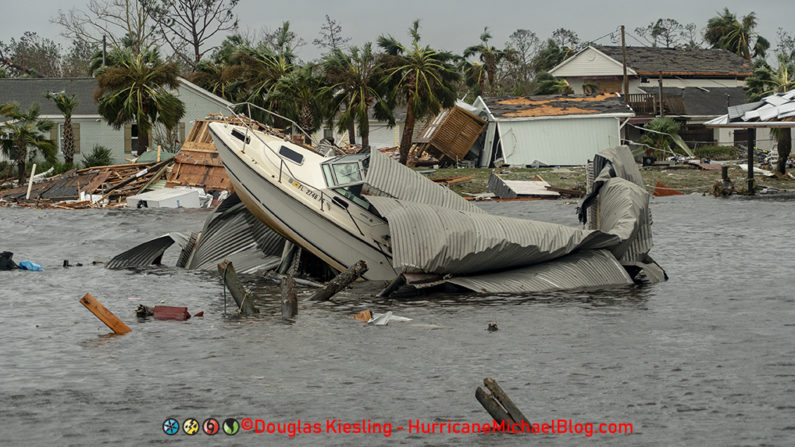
[479,93,634,120]
[595,46,752,76]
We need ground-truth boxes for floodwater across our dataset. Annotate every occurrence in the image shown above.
[1,195,794,446]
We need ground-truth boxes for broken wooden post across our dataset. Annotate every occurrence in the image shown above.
[26,163,37,200]
[217,260,259,315]
[280,274,297,320]
[475,386,511,424]
[484,378,527,423]
[476,378,527,424]
[79,293,131,335]
[309,260,368,302]
[376,274,405,298]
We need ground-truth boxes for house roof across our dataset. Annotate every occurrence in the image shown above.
[0,77,100,119]
[477,93,634,120]
[0,76,231,122]
[639,86,748,116]
[706,89,795,127]
[595,46,752,77]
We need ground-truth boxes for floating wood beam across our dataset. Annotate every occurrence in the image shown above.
[79,293,131,335]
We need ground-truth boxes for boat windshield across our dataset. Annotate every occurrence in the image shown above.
[321,154,369,187]
[322,154,375,212]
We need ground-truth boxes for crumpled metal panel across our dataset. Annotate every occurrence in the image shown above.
[187,199,285,271]
[595,177,652,261]
[106,233,185,269]
[364,148,483,213]
[446,250,633,293]
[365,195,619,275]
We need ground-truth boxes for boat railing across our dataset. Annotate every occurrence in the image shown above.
[225,102,332,214]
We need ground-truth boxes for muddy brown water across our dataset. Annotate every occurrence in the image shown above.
[1,195,793,445]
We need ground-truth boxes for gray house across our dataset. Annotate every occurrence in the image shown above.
[0,77,231,164]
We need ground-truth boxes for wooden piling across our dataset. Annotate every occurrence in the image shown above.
[79,293,131,335]
[475,386,512,424]
[484,378,528,423]
[280,274,297,320]
[476,378,527,424]
[217,260,259,315]
[309,260,368,302]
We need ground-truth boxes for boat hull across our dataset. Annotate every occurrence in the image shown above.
[211,128,397,281]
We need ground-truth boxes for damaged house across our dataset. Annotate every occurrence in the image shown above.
[546,45,794,150]
[471,93,634,167]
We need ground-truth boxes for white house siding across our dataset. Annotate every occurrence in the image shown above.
[310,122,400,149]
[550,47,628,77]
[174,84,230,125]
[497,117,620,166]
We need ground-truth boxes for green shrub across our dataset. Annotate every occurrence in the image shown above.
[693,145,738,160]
[82,145,114,168]
[36,161,78,176]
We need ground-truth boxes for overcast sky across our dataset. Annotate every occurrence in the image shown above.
[2,0,793,61]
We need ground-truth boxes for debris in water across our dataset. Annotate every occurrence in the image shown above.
[79,293,131,335]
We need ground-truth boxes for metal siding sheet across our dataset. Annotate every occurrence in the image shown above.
[497,117,620,166]
[447,250,633,293]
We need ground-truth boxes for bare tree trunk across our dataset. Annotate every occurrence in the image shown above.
[776,128,792,175]
[15,141,26,184]
[360,117,370,149]
[139,129,149,153]
[301,103,313,144]
[62,116,74,165]
[399,92,415,165]
[347,120,356,145]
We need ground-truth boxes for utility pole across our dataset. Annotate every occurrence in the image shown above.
[658,71,664,117]
[621,25,629,97]
[102,35,107,67]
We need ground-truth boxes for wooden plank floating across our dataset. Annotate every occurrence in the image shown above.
[309,260,368,302]
[79,293,131,335]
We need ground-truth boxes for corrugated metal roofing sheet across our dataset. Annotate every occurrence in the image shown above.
[364,148,483,213]
[365,196,618,275]
[446,250,633,293]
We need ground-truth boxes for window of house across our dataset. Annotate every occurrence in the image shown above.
[57,123,64,153]
[131,123,139,154]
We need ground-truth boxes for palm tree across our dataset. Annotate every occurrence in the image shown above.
[0,103,57,184]
[378,20,460,165]
[324,43,392,148]
[44,91,79,165]
[94,53,185,151]
[269,63,329,142]
[705,8,770,61]
[226,44,293,124]
[458,58,487,98]
[532,72,573,95]
[463,27,506,95]
[746,55,795,174]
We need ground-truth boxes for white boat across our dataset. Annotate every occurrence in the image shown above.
[207,109,397,281]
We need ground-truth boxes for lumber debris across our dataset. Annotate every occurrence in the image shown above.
[79,293,131,335]
[217,260,259,315]
[308,260,368,301]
